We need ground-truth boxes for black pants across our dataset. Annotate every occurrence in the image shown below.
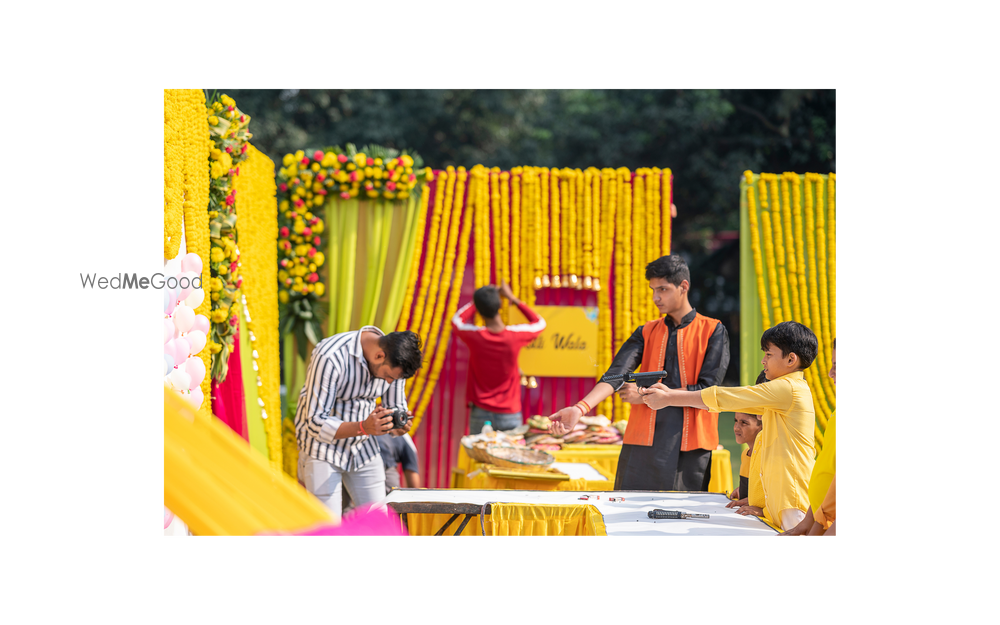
[613,406,712,491]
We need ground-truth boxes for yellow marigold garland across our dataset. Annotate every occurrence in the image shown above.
[744,171,771,329]
[161,87,212,418]
[410,169,474,432]
[661,168,673,256]
[232,144,282,471]
[508,170,519,302]
[827,173,836,341]
[759,180,782,323]
[410,167,451,338]
[160,86,192,259]
[395,177,433,331]
[747,172,837,448]
[411,168,467,403]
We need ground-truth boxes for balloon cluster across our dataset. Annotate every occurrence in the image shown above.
[164,253,209,410]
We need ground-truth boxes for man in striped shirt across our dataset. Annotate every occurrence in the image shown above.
[295,327,423,519]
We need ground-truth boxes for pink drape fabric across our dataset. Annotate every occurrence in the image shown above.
[212,321,249,442]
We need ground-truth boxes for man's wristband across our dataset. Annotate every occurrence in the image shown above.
[574,400,591,415]
[358,420,367,436]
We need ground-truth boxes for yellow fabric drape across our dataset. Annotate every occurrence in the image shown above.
[489,503,606,536]
[239,315,267,459]
[164,389,333,536]
[379,194,421,331]
[358,201,394,326]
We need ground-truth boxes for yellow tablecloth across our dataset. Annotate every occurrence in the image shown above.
[454,445,732,495]
[386,490,775,537]
[407,445,733,539]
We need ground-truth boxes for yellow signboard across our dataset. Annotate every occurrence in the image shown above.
[509,305,599,378]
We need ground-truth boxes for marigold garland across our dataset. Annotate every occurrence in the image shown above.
[232,144,282,471]
[411,172,473,431]
[395,177,433,331]
[745,171,837,449]
[410,168,467,403]
[163,91,186,260]
[168,88,213,420]
[393,164,678,426]
[744,171,771,329]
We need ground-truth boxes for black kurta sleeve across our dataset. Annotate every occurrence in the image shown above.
[601,325,645,390]
[686,322,730,391]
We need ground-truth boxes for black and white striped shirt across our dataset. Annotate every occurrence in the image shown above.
[294,326,409,471]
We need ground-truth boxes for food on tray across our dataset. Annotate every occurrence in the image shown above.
[520,415,623,450]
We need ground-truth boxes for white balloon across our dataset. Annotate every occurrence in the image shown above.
[163,318,175,344]
[186,331,207,357]
[168,366,191,393]
[184,286,205,309]
[173,304,195,333]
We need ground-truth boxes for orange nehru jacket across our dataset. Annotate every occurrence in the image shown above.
[622,314,721,450]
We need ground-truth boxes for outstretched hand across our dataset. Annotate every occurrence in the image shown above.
[549,405,583,436]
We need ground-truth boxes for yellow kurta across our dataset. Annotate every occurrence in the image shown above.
[809,410,835,514]
[702,371,815,526]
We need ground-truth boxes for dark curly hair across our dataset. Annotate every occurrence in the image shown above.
[760,321,818,370]
[378,331,423,379]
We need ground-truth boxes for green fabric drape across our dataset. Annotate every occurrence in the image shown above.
[334,199,359,334]
[359,202,394,326]
[240,316,268,459]
[380,194,421,331]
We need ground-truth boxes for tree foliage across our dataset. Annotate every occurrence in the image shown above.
[222,88,835,383]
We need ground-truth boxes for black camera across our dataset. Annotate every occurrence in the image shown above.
[389,408,410,430]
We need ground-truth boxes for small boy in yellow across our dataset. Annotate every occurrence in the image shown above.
[639,320,818,531]
[727,371,767,507]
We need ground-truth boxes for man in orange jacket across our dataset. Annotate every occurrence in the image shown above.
[549,255,730,491]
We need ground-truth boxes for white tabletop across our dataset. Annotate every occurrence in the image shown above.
[377,489,778,536]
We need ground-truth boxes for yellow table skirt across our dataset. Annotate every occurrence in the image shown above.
[404,503,607,536]
[453,445,732,495]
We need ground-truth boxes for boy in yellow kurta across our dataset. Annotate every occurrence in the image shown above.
[639,321,818,531]
[782,338,835,536]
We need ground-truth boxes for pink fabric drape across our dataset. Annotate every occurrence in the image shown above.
[212,321,249,442]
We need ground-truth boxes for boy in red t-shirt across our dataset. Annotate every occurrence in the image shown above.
[452,282,546,434]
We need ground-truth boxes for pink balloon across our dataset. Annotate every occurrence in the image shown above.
[191,314,210,335]
[173,337,191,363]
[173,304,195,333]
[177,271,198,301]
[185,356,206,390]
[187,387,205,411]
[181,252,203,275]
[164,507,175,529]
[163,318,175,344]
[164,288,177,316]
[164,340,178,366]
[186,330,206,356]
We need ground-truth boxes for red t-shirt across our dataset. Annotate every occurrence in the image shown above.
[451,301,546,414]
